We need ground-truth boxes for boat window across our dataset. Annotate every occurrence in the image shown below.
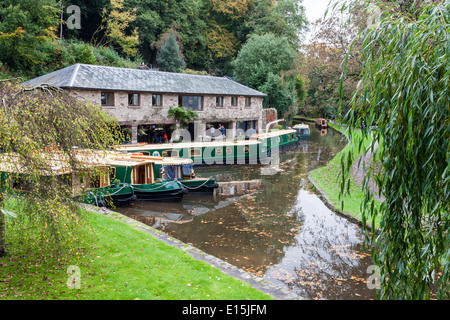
[140,151,150,156]
[162,166,182,180]
[162,150,179,157]
[190,148,201,157]
[10,175,32,191]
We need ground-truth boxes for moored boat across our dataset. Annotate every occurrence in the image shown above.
[104,154,187,202]
[150,156,219,195]
[315,118,328,128]
[292,123,310,138]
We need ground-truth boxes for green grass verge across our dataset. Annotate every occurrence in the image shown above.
[0,199,273,300]
[309,123,382,228]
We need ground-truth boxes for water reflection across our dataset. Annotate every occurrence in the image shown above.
[114,125,376,299]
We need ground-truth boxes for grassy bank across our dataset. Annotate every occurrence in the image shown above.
[0,199,273,300]
[309,123,382,228]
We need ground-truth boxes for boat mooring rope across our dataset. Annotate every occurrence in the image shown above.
[179,177,214,190]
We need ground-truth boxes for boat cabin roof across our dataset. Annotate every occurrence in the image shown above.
[103,152,193,167]
[251,129,297,139]
[114,139,260,152]
[292,123,309,129]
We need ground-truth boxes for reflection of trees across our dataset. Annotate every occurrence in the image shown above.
[264,190,375,300]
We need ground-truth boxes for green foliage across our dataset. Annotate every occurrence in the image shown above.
[0,81,123,256]
[340,0,450,299]
[156,30,186,73]
[248,0,307,45]
[232,33,296,88]
[168,107,198,125]
[258,73,295,120]
[0,0,60,73]
[233,33,298,119]
[294,74,307,105]
[0,0,308,76]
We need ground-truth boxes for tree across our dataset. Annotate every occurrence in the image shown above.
[0,0,60,72]
[91,0,139,57]
[248,0,308,46]
[298,6,364,118]
[156,29,186,73]
[232,33,296,89]
[232,33,298,120]
[340,0,450,299]
[294,73,307,107]
[0,81,122,257]
[259,72,296,121]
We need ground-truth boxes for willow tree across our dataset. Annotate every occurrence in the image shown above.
[339,0,450,299]
[0,81,122,257]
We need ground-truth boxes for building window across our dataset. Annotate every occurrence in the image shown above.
[216,96,224,107]
[128,93,140,106]
[101,92,114,106]
[231,96,238,107]
[152,94,162,106]
[244,97,251,107]
[178,95,203,111]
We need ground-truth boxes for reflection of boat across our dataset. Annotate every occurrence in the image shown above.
[217,179,262,196]
[127,208,194,225]
[292,123,310,138]
[315,118,328,128]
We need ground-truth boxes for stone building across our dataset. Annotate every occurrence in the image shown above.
[25,63,267,143]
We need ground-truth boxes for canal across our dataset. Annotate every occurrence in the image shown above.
[114,124,377,300]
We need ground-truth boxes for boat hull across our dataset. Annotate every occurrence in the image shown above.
[132,181,187,201]
[179,179,219,194]
[82,184,135,207]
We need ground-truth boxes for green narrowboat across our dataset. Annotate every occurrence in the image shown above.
[149,156,219,195]
[78,166,136,207]
[251,129,299,153]
[104,154,187,201]
[114,130,298,166]
[292,123,311,138]
[0,152,136,208]
[114,139,263,165]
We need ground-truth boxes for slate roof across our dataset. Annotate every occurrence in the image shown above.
[25,63,267,97]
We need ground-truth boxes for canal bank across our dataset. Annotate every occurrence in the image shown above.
[83,204,300,300]
[307,122,382,231]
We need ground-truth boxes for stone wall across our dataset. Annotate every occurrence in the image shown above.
[70,89,264,142]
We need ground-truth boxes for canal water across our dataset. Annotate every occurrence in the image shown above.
[114,125,377,300]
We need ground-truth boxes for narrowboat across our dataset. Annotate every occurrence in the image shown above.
[114,139,264,165]
[148,155,219,195]
[251,129,299,153]
[0,152,136,207]
[114,129,298,165]
[104,154,187,202]
[315,118,328,128]
[79,167,136,207]
[292,123,311,138]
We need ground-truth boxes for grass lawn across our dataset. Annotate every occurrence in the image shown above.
[0,199,273,300]
[309,123,382,229]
